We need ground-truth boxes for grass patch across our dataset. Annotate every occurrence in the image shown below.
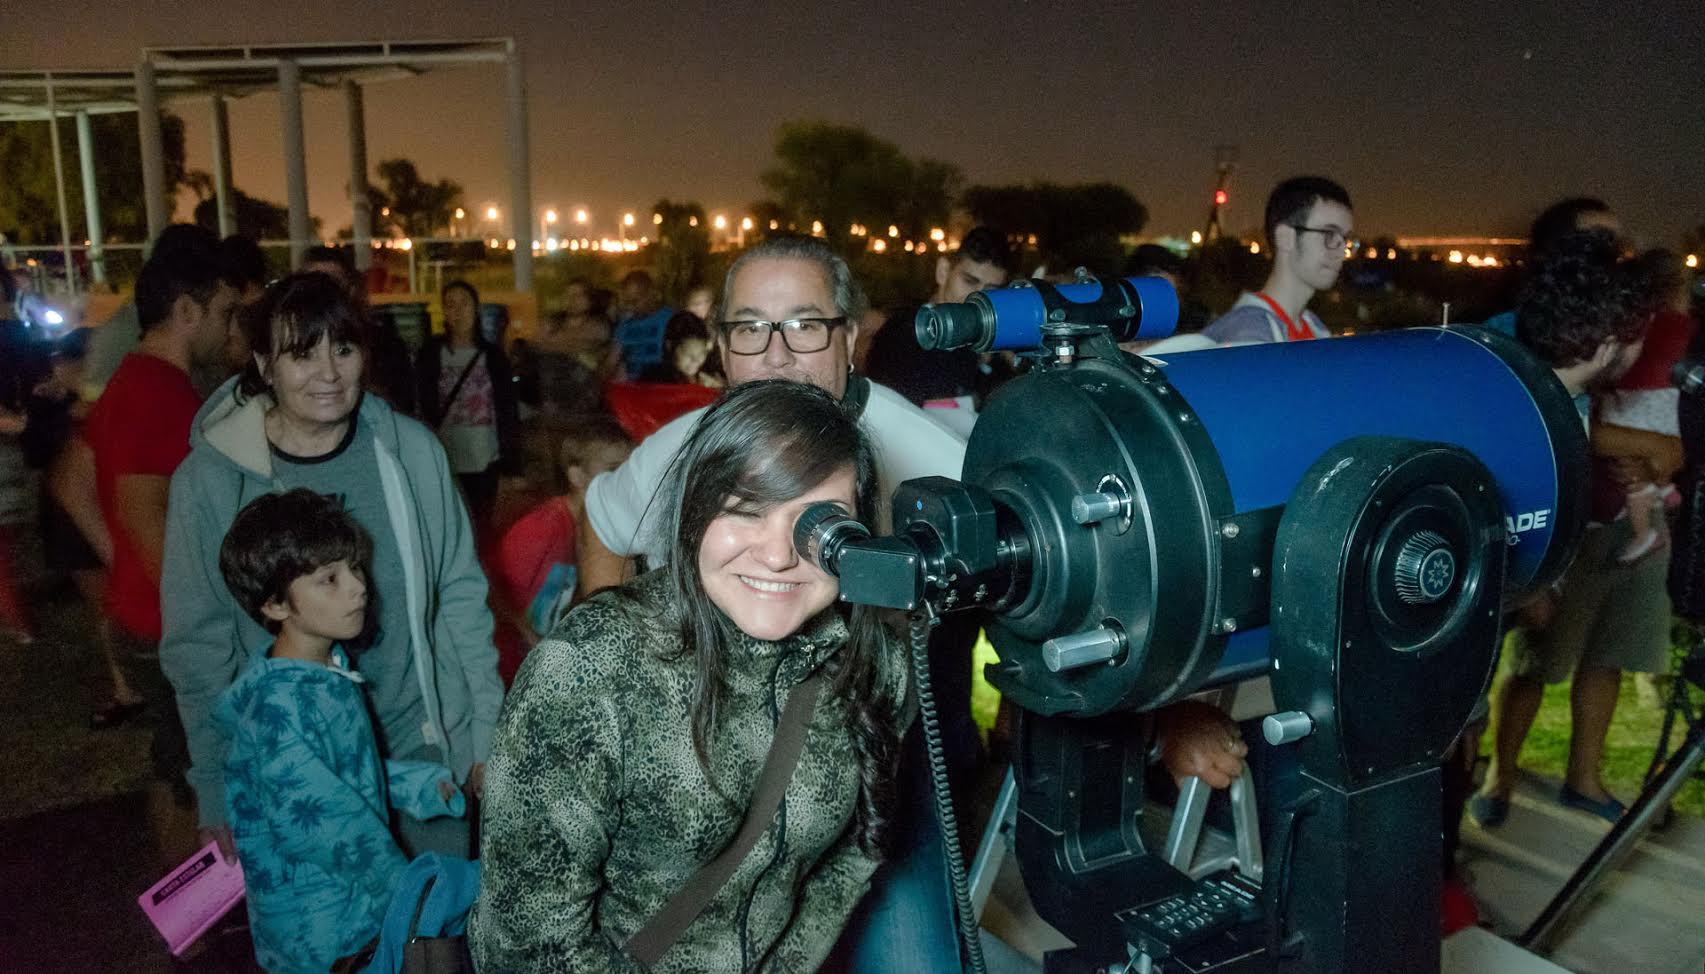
[970,629,1705,819]
[1495,633,1705,818]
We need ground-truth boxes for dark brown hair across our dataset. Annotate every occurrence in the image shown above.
[237,272,369,400]
[219,489,371,634]
[658,379,898,854]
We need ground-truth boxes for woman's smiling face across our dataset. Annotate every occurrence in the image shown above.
[696,465,854,642]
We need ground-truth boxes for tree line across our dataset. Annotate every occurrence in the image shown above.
[0,114,1149,272]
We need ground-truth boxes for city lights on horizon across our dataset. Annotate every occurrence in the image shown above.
[437,206,1537,270]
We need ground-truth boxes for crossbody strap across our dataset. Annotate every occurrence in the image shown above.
[624,674,825,966]
[436,348,485,430]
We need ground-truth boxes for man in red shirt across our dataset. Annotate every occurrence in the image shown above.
[84,227,239,803]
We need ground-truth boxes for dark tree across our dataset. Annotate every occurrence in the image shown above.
[192,189,292,240]
[649,198,711,303]
[0,111,190,244]
[963,182,1148,274]
[760,121,961,248]
[374,158,464,238]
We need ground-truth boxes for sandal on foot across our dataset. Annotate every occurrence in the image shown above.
[1617,528,1665,565]
[1558,785,1626,823]
[1468,793,1510,828]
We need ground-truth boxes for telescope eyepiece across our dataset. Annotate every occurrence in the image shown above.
[915,300,991,352]
[793,501,870,575]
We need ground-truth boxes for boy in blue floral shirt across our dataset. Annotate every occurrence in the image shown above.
[214,489,464,973]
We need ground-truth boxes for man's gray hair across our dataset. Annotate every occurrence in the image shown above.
[716,235,869,323]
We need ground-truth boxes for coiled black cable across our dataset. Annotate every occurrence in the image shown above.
[908,612,986,974]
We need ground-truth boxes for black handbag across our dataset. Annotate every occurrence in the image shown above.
[399,874,474,974]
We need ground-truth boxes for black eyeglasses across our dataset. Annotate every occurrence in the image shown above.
[718,316,847,355]
[1291,225,1352,251]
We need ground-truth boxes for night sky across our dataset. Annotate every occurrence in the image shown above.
[12,1,1703,246]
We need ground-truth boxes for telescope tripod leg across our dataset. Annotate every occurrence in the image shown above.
[1519,717,1705,953]
[970,767,1019,921]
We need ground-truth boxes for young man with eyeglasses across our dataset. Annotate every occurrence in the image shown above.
[1203,176,1353,345]
[864,225,1015,409]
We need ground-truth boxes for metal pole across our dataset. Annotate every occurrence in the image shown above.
[135,59,169,249]
[1520,721,1705,953]
[75,111,107,287]
[345,80,372,272]
[44,77,77,298]
[210,93,235,237]
[277,59,311,269]
[504,46,534,293]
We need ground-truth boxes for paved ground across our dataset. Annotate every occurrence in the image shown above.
[0,587,259,972]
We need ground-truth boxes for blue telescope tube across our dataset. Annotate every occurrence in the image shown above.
[1151,326,1586,681]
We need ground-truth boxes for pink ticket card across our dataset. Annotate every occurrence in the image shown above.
[137,842,246,956]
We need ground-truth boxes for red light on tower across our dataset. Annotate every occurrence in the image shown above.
[1213,189,1228,206]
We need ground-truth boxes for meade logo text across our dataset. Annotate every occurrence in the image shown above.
[1505,509,1551,545]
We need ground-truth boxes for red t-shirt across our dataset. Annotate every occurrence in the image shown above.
[85,353,201,640]
[492,498,578,685]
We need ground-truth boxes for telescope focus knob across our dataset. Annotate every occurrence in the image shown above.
[1262,711,1315,746]
[1042,626,1127,672]
[1393,530,1456,605]
[1071,491,1123,525]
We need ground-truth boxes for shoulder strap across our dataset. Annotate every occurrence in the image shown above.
[436,348,485,429]
[625,674,825,966]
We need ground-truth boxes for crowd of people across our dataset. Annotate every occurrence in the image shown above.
[0,178,1698,971]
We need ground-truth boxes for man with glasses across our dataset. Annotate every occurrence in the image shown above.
[1203,175,1353,345]
[578,234,966,588]
[575,234,969,970]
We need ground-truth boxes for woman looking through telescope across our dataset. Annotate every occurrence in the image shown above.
[471,380,910,971]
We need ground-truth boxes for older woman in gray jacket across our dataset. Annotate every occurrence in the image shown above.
[160,272,502,858]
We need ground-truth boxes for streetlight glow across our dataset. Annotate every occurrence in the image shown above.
[930,228,945,242]
[575,208,589,224]
[741,217,753,231]
[1687,254,1699,269]
[485,206,499,221]
[454,207,465,220]
[888,225,900,238]
[1190,230,1203,245]
[714,214,728,230]
[545,209,558,224]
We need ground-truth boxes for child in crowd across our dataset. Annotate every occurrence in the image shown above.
[492,417,632,682]
[639,310,725,388]
[1595,251,1695,563]
[214,489,464,974]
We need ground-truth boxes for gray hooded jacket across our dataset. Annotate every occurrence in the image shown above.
[160,377,503,827]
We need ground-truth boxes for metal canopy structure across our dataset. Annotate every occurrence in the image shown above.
[1,69,158,121]
[1,38,534,292]
[0,69,174,289]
